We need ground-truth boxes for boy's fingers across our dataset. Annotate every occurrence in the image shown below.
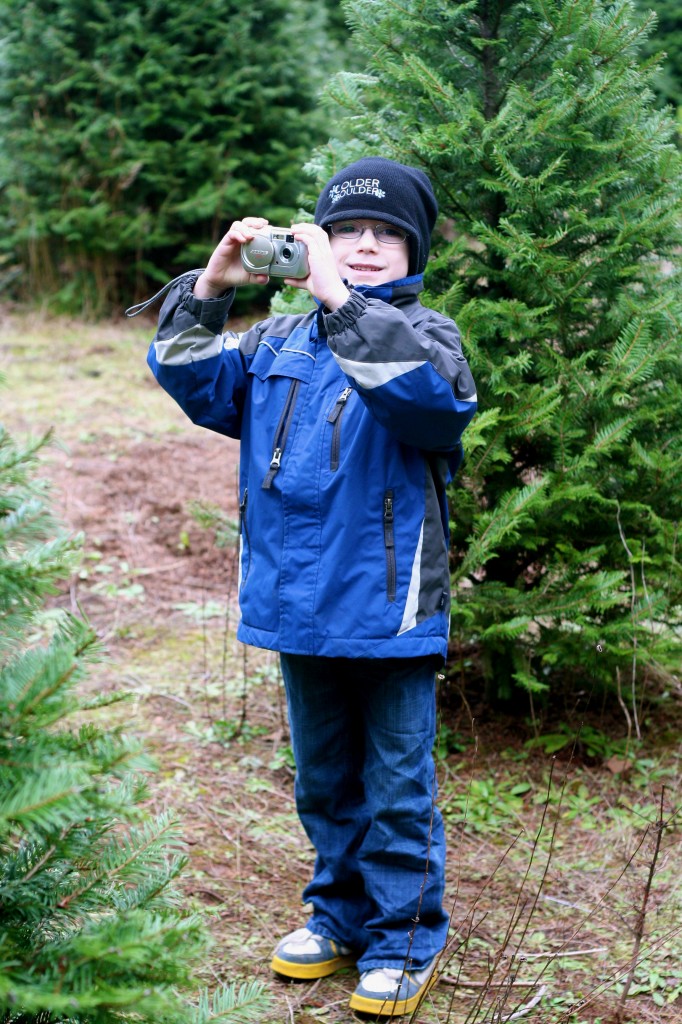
[225,217,269,244]
[235,217,269,234]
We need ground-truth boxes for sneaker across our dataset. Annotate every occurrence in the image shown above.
[270,926,357,980]
[348,958,439,1016]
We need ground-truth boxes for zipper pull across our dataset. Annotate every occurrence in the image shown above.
[269,447,282,470]
[328,387,353,424]
[384,494,394,523]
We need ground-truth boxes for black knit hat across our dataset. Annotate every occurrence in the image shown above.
[314,156,438,276]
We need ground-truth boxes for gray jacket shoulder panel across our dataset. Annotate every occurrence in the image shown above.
[238,309,316,355]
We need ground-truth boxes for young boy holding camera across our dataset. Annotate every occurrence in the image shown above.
[147,157,477,1016]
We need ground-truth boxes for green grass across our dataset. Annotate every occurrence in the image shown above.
[1,314,185,442]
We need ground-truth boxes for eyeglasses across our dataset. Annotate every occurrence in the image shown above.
[329,221,408,244]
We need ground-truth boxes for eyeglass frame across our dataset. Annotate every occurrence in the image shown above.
[328,220,409,244]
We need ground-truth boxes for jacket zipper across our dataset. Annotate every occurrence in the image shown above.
[327,386,352,471]
[262,379,301,489]
[239,487,251,584]
[383,489,396,603]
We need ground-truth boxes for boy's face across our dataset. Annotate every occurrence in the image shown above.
[328,219,409,287]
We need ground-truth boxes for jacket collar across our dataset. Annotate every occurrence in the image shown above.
[314,274,425,337]
[315,273,424,314]
[352,273,424,304]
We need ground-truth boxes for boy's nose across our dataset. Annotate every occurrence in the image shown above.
[357,227,379,248]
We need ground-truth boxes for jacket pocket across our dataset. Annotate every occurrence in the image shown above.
[327,386,353,471]
[261,378,301,489]
[239,487,251,586]
[383,489,396,603]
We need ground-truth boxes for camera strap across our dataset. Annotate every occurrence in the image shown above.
[124,269,206,318]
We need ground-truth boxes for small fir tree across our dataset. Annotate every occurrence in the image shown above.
[0,424,268,1023]
[310,0,682,702]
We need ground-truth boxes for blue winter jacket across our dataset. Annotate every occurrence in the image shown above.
[148,272,477,660]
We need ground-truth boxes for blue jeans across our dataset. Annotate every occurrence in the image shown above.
[280,653,449,972]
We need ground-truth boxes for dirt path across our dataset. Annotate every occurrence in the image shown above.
[2,312,680,1023]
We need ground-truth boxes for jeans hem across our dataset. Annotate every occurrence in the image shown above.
[307,915,360,953]
[357,952,440,974]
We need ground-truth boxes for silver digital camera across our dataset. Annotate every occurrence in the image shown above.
[241,228,309,279]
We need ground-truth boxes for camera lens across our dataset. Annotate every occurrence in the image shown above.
[241,233,274,272]
[280,246,293,261]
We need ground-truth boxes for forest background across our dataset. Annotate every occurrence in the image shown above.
[1,2,682,1024]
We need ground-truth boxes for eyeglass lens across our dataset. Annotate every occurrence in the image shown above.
[331,222,407,243]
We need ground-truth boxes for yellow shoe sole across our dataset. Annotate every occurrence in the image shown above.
[348,971,439,1016]
[271,950,357,980]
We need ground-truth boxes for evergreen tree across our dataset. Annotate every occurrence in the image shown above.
[0,424,269,1022]
[0,0,342,315]
[312,0,682,702]
[633,0,682,109]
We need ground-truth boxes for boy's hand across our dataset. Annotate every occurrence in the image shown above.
[285,223,350,311]
[194,217,271,298]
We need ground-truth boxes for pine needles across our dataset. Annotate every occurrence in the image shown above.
[0,428,270,1024]
[317,0,682,702]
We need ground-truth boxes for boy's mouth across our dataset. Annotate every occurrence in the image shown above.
[349,263,382,272]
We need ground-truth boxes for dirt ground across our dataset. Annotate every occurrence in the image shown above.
[2,311,680,1024]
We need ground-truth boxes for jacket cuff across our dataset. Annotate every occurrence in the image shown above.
[323,289,367,334]
[182,279,236,332]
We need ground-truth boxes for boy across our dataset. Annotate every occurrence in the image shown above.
[147,157,477,1016]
